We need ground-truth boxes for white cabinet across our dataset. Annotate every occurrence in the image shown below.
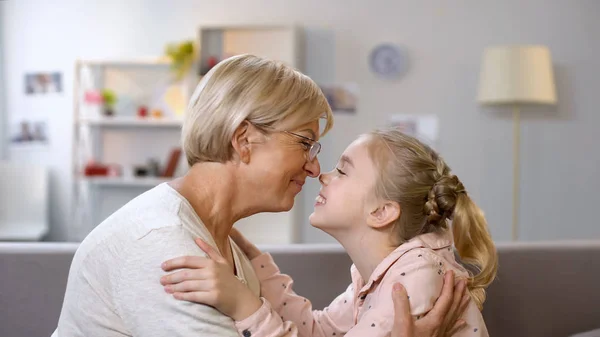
[71,58,187,241]
[71,25,307,245]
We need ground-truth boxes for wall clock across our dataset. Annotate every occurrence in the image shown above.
[369,43,409,79]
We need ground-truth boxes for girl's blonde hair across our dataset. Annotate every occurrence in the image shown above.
[365,128,498,310]
[182,54,333,166]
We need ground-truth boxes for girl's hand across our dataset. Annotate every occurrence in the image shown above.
[160,238,263,321]
[230,228,263,260]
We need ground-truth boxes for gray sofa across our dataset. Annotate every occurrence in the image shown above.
[1,241,599,337]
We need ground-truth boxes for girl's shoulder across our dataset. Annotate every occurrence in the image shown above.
[388,246,446,278]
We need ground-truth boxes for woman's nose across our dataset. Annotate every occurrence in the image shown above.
[304,156,321,178]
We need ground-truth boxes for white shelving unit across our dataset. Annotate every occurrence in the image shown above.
[71,57,189,241]
[71,25,306,244]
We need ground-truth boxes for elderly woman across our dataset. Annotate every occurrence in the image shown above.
[52,54,463,337]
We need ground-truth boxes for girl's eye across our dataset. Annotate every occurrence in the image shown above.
[336,168,346,176]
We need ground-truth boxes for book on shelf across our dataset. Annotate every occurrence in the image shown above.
[162,148,182,178]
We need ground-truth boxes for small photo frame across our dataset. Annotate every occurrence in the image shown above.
[319,83,359,114]
[9,119,49,145]
[25,72,62,95]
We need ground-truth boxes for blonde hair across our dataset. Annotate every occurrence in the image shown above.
[182,54,333,166]
[365,128,498,310]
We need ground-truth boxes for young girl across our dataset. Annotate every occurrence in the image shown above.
[160,128,498,337]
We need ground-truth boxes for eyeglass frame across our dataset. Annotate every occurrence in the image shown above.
[248,122,322,162]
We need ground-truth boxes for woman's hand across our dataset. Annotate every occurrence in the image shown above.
[392,270,470,337]
[160,238,263,321]
[229,227,263,260]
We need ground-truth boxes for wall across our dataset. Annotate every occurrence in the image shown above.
[2,0,600,243]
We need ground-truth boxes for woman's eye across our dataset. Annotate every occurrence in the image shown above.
[336,168,346,176]
[300,142,312,150]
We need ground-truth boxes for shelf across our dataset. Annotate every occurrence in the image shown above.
[77,58,172,67]
[81,176,171,187]
[78,116,183,128]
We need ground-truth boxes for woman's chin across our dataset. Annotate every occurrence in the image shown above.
[259,197,294,213]
[274,193,297,212]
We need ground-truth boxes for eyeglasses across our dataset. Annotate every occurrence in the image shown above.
[281,130,322,162]
[250,122,321,162]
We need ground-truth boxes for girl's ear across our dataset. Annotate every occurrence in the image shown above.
[366,201,401,229]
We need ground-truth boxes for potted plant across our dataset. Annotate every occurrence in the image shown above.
[165,40,197,81]
[101,89,117,117]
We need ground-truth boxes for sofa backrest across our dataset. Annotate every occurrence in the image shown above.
[483,241,600,337]
[0,243,77,337]
[1,241,599,337]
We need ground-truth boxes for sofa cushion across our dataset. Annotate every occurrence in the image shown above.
[570,329,600,337]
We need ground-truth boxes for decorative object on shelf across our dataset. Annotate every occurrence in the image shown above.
[201,56,220,76]
[84,161,109,177]
[83,161,121,177]
[84,90,103,104]
[162,84,187,117]
[147,158,161,177]
[133,165,149,177]
[101,89,117,117]
[151,109,163,119]
[369,43,409,80]
[107,165,121,177]
[477,45,557,241]
[162,148,182,178]
[137,105,148,118]
[164,40,197,81]
[163,40,198,119]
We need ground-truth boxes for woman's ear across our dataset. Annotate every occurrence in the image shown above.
[367,201,401,229]
[231,121,251,164]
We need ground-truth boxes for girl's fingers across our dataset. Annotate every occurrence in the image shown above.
[160,269,210,285]
[161,255,211,271]
[164,280,213,294]
[195,239,227,264]
[172,291,214,305]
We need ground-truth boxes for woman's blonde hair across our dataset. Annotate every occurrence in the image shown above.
[365,128,498,310]
[182,54,333,166]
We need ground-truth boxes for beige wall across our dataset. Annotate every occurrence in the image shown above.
[2,0,600,242]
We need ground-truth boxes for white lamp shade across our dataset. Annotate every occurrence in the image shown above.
[478,45,557,105]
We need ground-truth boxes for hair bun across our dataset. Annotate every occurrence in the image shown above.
[424,175,466,227]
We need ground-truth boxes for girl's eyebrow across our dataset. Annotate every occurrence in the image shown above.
[340,155,354,168]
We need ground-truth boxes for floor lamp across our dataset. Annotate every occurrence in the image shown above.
[477,45,557,240]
